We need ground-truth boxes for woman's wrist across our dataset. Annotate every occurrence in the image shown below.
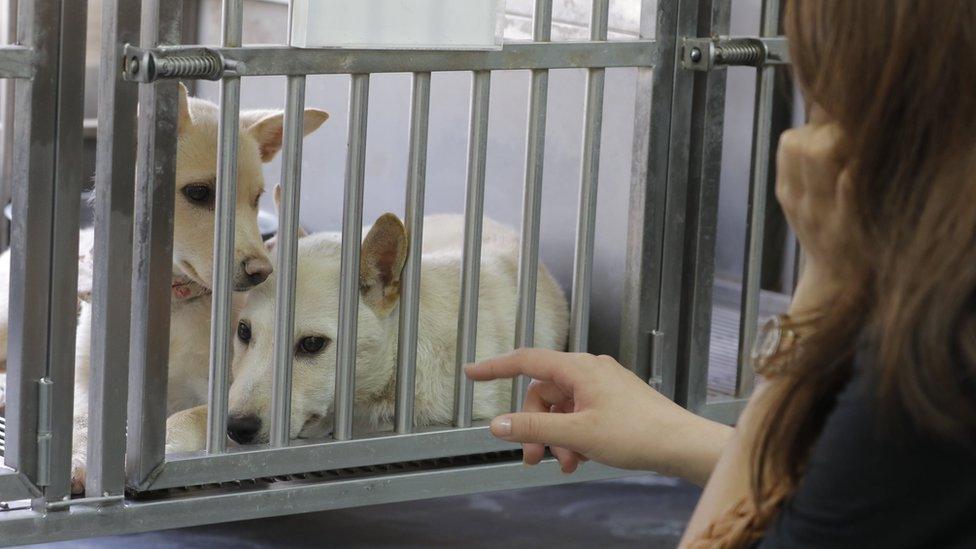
[643,405,733,487]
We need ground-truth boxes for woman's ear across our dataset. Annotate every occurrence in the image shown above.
[242,109,330,162]
[359,213,408,316]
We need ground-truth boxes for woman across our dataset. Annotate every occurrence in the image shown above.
[465,1,976,546]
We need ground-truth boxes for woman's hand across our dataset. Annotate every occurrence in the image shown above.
[775,106,854,317]
[465,349,732,486]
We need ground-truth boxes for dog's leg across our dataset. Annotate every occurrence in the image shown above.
[165,405,209,454]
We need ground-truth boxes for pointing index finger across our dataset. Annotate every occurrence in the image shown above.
[464,348,582,386]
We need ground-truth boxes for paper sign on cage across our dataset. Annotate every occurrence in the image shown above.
[290,0,507,50]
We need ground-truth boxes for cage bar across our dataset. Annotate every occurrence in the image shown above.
[206,0,244,453]
[453,70,491,428]
[394,72,431,434]
[127,0,183,489]
[87,0,141,496]
[567,0,609,353]
[43,0,88,501]
[333,73,370,441]
[4,0,61,490]
[511,0,553,411]
[269,76,307,448]
[735,0,780,398]
[0,0,18,251]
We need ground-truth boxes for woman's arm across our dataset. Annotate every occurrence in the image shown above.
[465,351,732,486]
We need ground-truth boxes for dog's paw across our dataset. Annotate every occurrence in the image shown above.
[0,371,6,416]
[70,456,86,495]
[165,405,208,454]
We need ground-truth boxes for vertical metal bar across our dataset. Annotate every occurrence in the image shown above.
[736,0,780,398]
[453,70,491,428]
[394,71,430,435]
[45,0,88,502]
[673,0,731,412]
[269,75,306,448]
[206,0,244,453]
[619,0,674,382]
[567,0,609,353]
[511,0,552,412]
[87,0,140,496]
[4,0,61,487]
[127,0,182,487]
[0,0,17,250]
[333,73,369,441]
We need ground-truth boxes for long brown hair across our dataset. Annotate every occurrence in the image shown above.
[752,0,976,531]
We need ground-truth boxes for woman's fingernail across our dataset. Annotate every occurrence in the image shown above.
[491,415,512,438]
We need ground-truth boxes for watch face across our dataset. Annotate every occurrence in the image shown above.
[751,316,783,363]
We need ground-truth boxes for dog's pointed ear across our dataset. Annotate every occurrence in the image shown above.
[242,109,330,163]
[265,184,309,252]
[359,213,408,316]
[178,82,192,134]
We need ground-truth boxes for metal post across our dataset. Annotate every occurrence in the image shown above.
[87,0,141,496]
[44,0,88,502]
[511,0,552,412]
[269,75,307,448]
[673,0,731,412]
[567,0,609,353]
[453,70,491,428]
[206,0,244,453]
[127,0,182,487]
[394,71,431,434]
[333,73,369,441]
[4,0,62,488]
[0,0,17,250]
[736,0,780,398]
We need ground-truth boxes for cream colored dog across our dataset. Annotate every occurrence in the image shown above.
[0,84,328,493]
[164,213,569,451]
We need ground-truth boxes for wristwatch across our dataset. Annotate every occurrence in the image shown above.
[751,314,800,371]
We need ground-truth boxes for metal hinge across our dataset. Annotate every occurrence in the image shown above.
[36,377,53,487]
[681,36,789,71]
[121,44,235,83]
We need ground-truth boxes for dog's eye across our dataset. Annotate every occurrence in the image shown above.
[237,320,251,343]
[297,336,328,355]
[182,184,213,204]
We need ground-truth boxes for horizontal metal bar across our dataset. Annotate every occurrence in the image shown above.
[142,425,517,491]
[0,468,41,501]
[0,46,33,79]
[0,460,631,547]
[123,41,656,80]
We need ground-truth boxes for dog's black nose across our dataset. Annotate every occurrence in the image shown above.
[227,413,261,444]
[242,257,272,287]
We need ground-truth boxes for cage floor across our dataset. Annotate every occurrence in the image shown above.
[707,280,792,398]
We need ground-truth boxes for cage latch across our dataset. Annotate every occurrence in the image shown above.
[121,44,231,83]
[681,36,789,71]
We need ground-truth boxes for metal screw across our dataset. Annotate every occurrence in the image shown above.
[128,56,139,75]
[689,47,703,63]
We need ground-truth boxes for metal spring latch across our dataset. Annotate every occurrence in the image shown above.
[122,45,228,83]
[681,36,790,71]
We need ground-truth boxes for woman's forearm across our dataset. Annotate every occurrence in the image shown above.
[645,405,734,487]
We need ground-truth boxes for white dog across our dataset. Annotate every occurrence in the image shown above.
[0,84,328,493]
[165,213,569,451]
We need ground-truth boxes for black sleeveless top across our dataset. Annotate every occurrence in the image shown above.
[755,354,976,548]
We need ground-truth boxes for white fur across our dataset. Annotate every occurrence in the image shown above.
[165,214,569,451]
[0,85,328,493]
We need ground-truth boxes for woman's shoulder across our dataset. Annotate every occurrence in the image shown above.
[758,348,976,548]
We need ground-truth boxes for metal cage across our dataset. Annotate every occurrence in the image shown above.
[0,0,791,544]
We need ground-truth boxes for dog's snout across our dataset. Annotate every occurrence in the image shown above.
[241,257,272,287]
[226,413,262,444]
